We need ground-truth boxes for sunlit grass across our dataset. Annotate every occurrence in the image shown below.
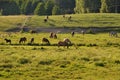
[0,13,120,31]
[0,32,120,79]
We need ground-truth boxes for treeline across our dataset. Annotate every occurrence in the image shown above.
[0,0,120,15]
[75,0,120,13]
[0,0,75,15]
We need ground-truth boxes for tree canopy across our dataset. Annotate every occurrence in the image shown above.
[0,0,120,15]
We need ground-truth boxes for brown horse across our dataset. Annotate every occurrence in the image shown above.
[19,37,27,44]
[49,32,54,38]
[58,41,69,48]
[71,31,75,37]
[30,38,34,44]
[4,38,11,44]
[42,38,50,45]
[49,32,57,39]
[53,33,57,39]
[63,38,71,44]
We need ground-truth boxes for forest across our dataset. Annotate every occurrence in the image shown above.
[0,0,120,15]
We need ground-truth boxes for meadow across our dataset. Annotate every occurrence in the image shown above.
[0,32,120,80]
[0,13,120,31]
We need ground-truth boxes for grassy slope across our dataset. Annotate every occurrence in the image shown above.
[0,33,120,79]
[0,13,120,31]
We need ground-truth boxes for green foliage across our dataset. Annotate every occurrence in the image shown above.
[44,0,54,15]
[100,0,120,13]
[52,5,60,15]
[75,0,101,13]
[34,3,45,15]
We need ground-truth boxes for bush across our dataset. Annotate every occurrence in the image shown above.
[38,60,54,65]
[81,57,90,61]
[95,62,105,67]
[17,58,31,64]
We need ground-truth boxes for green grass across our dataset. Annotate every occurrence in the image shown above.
[0,13,120,31]
[0,32,120,80]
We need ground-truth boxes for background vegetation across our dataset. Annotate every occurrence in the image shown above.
[0,13,120,31]
[0,0,120,15]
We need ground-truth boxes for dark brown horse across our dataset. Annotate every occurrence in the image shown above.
[49,32,57,39]
[30,30,37,34]
[49,32,54,38]
[58,41,69,48]
[42,38,50,45]
[63,38,71,44]
[4,38,11,44]
[53,33,57,39]
[30,38,34,44]
[19,37,27,44]
[71,31,75,37]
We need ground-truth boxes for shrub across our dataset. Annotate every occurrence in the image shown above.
[95,62,105,67]
[38,60,54,65]
[17,58,31,64]
[81,57,90,61]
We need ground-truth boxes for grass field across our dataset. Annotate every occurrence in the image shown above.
[0,13,120,31]
[0,32,120,80]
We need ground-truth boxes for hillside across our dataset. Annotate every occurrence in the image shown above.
[0,13,120,32]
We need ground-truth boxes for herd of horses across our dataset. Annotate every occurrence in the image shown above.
[4,32,73,48]
[3,31,119,48]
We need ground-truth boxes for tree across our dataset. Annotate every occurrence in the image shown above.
[74,0,101,13]
[52,5,60,15]
[44,0,54,15]
[100,0,120,13]
[34,2,45,15]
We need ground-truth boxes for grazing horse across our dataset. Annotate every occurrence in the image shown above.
[4,38,11,44]
[30,38,34,44]
[58,41,69,48]
[46,16,49,19]
[53,33,57,39]
[44,19,47,22]
[42,38,50,45]
[49,32,54,38]
[49,32,57,39]
[109,31,118,37]
[63,14,65,18]
[81,30,85,35]
[71,31,75,37]
[19,37,27,44]
[30,30,37,34]
[68,16,72,20]
[63,38,71,44]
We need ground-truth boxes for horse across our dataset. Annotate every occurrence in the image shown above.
[53,33,57,39]
[58,41,69,48]
[4,38,11,44]
[68,16,72,20]
[49,32,54,38]
[109,31,118,37]
[63,38,71,44]
[19,37,27,44]
[44,19,47,22]
[46,16,49,19]
[49,32,57,39]
[81,30,85,35]
[42,38,50,45]
[71,31,75,37]
[30,30,37,34]
[30,38,34,44]
[63,14,65,18]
